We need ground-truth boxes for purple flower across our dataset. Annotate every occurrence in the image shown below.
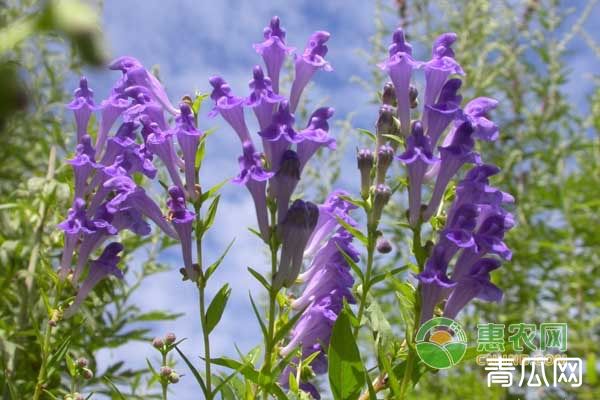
[273,200,319,290]
[296,107,336,170]
[208,76,252,144]
[109,56,178,115]
[423,78,462,147]
[64,242,124,318]
[417,247,456,324]
[99,121,139,166]
[57,198,95,277]
[289,31,333,113]
[422,33,464,107]
[145,121,185,191]
[271,150,301,224]
[245,65,285,130]
[292,263,354,311]
[253,16,294,94]
[67,77,95,142]
[232,142,274,241]
[304,190,358,257]
[122,85,168,130]
[462,97,499,141]
[378,28,421,136]
[102,175,178,239]
[423,121,481,221]
[258,101,300,170]
[443,258,502,319]
[68,135,99,199]
[167,186,197,281]
[96,88,131,155]
[174,104,202,199]
[301,230,360,283]
[397,122,438,226]
[281,298,337,357]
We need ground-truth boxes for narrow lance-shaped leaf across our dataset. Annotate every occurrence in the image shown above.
[205,283,232,334]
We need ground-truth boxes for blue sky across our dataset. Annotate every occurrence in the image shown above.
[85,1,600,398]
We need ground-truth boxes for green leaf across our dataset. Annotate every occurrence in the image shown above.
[199,178,229,204]
[357,128,376,142]
[103,376,127,400]
[336,216,368,245]
[192,92,209,115]
[328,310,366,400]
[46,335,71,377]
[133,310,184,322]
[247,267,271,291]
[205,238,236,281]
[370,264,409,286]
[174,345,208,395]
[273,304,310,345]
[205,283,232,334]
[202,195,220,232]
[393,279,416,342]
[249,293,268,340]
[364,294,394,353]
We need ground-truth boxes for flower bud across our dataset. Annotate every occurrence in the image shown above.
[76,357,88,368]
[382,82,397,106]
[160,366,173,377]
[168,372,180,384]
[164,332,176,344]
[409,85,418,109]
[357,149,374,199]
[376,145,394,185]
[81,368,93,380]
[376,236,393,254]
[371,184,391,227]
[152,337,164,349]
[376,105,395,148]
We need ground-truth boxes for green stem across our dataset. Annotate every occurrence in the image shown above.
[195,207,213,400]
[32,281,63,400]
[161,352,168,400]
[262,207,279,400]
[354,227,376,337]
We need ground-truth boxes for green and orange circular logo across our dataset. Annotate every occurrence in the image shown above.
[415,317,468,369]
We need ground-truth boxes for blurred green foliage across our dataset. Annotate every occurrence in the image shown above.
[0,1,179,398]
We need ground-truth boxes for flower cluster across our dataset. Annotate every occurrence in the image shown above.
[59,58,199,317]
[278,191,358,399]
[209,16,336,287]
[377,29,514,322]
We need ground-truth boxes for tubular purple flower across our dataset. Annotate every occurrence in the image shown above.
[423,121,481,221]
[443,258,502,319]
[245,65,284,130]
[422,33,464,107]
[258,100,300,170]
[273,200,319,290]
[109,56,178,115]
[174,104,202,199]
[68,77,95,142]
[57,198,95,277]
[123,85,168,130]
[96,89,131,155]
[145,122,185,191]
[68,135,99,199]
[289,31,333,112]
[378,28,420,136]
[462,97,499,141]
[291,263,354,310]
[167,186,197,281]
[357,149,374,199]
[423,78,462,147]
[297,107,336,170]
[280,298,337,357]
[417,248,456,324]
[304,190,358,257]
[99,121,139,166]
[64,242,124,318]
[300,230,359,283]
[397,122,437,226]
[253,16,294,94]
[232,141,274,242]
[103,175,178,239]
[208,76,252,144]
[272,150,301,223]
